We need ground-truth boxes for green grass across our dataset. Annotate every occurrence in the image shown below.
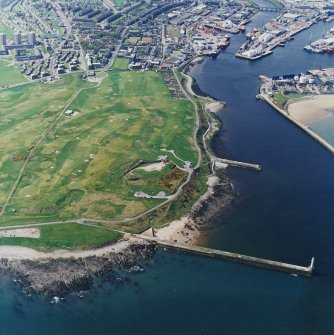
[273,93,305,108]
[114,0,125,8]
[0,60,27,87]
[0,71,197,224]
[126,37,140,44]
[0,19,14,39]
[0,223,122,251]
[113,57,129,70]
[167,26,180,38]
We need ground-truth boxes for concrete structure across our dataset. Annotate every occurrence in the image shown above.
[27,32,36,45]
[0,33,6,46]
[13,33,21,45]
[138,235,315,277]
[213,158,262,171]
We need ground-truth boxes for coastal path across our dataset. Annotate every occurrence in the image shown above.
[177,67,262,172]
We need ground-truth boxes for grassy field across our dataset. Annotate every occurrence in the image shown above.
[273,93,305,108]
[0,71,197,224]
[113,0,125,8]
[167,25,181,38]
[0,60,27,87]
[113,57,129,70]
[126,37,140,44]
[0,19,14,39]
[0,223,122,251]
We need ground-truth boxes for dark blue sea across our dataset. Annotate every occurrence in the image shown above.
[1,2,333,334]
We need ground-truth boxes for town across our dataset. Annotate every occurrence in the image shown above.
[260,67,334,107]
[1,0,334,82]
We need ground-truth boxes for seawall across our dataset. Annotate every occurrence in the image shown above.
[137,235,314,277]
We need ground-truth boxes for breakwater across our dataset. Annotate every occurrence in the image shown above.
[214,157,262,171]
[259,93,334,155]
[138,235,314,277]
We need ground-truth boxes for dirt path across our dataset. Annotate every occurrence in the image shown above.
[0,237,136,260]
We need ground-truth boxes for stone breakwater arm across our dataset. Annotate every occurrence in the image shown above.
[259,93,334,155]
[137,235,315,277]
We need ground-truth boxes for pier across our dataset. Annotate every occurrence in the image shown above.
[138,235,315,277]
[235,50,273,60]
[214,157,262,171]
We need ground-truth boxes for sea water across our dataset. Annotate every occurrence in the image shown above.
[309,110,334,146]
[0,3,333,335]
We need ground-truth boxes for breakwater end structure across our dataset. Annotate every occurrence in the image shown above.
[137,235,315,277]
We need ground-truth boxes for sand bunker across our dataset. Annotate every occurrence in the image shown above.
[0,228,40,239]
[139,161,166,172]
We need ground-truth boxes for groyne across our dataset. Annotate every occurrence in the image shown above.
[137,235,314,277]
[214,157,262,171]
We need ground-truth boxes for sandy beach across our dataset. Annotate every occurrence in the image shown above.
[287,95,334,125]
[206,101,225,113]
[155,216,200,244]
[154,176,223,244]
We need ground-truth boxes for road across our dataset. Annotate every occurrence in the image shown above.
[52,2,87,72]
[103,25,128,71]
[103,0,118,12]
[172,68,202,170]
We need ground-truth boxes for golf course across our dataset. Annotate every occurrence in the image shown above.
[0,70,197,232]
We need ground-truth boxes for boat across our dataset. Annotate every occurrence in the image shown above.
[324,47,334,53]
[219,39,230,49]
[304,45,313,52]
[211,49,220,58]
[239,25,246,33]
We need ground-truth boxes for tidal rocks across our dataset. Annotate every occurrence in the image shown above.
[0,242,156,297]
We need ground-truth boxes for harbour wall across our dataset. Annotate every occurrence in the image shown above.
[259,94,334,155]
[138,235,314,277]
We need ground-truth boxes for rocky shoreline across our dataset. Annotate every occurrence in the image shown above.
[189,172,234,231]
[155,172,234,244]
[0,168,234,298]
[0,241,156,297]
